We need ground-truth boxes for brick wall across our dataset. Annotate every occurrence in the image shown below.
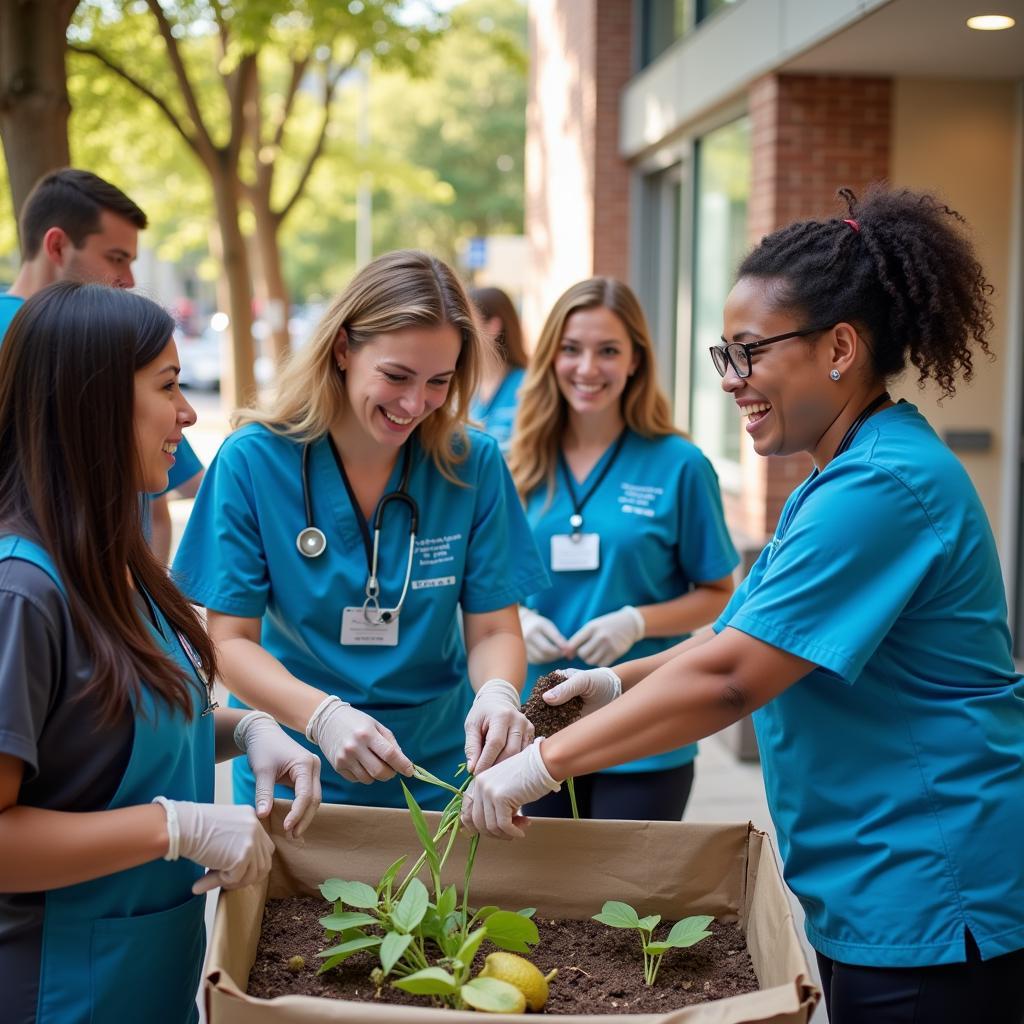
[523,0,632,343]
[740,73,892,537]
[592,0,634,282]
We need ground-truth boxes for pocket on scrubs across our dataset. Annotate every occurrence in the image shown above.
[90,893,206,1024]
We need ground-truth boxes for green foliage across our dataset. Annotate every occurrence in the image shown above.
[317,766,538,1010]
[592,900,714,986]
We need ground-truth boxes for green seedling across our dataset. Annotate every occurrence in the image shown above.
[592,900,713,986]
[316,764,540,1012]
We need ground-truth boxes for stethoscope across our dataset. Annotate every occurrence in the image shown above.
[296,438,419,625]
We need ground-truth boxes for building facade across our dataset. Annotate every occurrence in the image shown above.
[525,0,1024,640]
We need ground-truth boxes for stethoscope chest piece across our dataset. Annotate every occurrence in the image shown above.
[297,525,328,558]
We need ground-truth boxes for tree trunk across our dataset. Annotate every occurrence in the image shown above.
[253,199,290,366]
[0,0,76,229]
[210,163,256,409]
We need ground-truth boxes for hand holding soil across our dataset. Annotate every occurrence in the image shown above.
[521,671,584,738]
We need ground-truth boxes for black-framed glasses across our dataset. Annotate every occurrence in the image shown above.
[709,325,834,379]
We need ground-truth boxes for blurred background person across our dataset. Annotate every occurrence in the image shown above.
[469,286,529,455]
[508,277,737,821]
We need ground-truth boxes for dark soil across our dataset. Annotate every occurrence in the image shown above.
[522,671,583,738]
[248,895,759,1014]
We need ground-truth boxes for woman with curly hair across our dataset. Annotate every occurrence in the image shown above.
[463,187,1024,1023]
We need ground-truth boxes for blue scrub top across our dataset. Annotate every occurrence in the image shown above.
[524,430,739,773]
[172,424,549,807]
[470,366,526,455]
[714,402,1024,967]
[0,292,21,338]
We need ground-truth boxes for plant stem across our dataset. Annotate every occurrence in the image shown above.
[566,776,579,819]
[461,834,480,929]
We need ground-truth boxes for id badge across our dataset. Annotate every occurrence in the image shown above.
[550,532,600,572]
[340,607,400,646]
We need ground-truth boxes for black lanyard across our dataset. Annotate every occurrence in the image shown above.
[557,429,628,534]
[327,436,412,571]
[834,392,891,459]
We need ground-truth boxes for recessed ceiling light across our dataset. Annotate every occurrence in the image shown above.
[966,14,1016,30]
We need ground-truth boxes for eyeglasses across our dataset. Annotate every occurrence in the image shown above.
[709,325,834,379]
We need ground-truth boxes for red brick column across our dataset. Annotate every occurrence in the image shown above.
[741,73,891,538]
[592,0,633,282]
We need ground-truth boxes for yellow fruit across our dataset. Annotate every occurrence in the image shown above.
[477,952,555,1012]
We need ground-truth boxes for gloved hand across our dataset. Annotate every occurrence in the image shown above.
[518,606,569,664]
[464,678,535,775]
[234,711,322,839]
[566,606,644,665]
[461,738,561,840]
[543,666,622,717]
[154,797,276,895]
[306,695,414,785]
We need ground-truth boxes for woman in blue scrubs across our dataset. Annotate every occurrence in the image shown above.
[173,251,548,811]
[468,286,528,455]
[463,188,1024,1023]
[0,284,320,1024]
[509,277,737,820]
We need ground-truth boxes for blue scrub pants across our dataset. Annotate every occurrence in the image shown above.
[523,762,695,821]
[816,933,1024,1024]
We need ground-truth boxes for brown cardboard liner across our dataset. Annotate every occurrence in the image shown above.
[206,802,819,1023]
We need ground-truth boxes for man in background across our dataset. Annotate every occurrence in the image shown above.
[0,168,203,562]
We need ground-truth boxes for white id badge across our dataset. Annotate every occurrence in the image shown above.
[550,532,600,572]
[340,607,400,646]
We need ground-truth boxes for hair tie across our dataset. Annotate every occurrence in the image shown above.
[843,218,860,232]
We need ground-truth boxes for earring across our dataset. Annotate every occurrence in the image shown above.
[830,369,841,381]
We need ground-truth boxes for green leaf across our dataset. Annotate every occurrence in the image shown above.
[379,931,413,974]
[391,877,429,934]
[665,915,716,948]
[454,926,487,967]
[482,909,539,952]
[418,907,444,941]
[638,914,662,932]
[471,905,499,924]
[319,911,379,932]
[315,934,382,972]
[436,884,458,920]
[402,781,441,880]
[318,879,379,909]
[377,856,408,895]
[392,966,458,996]
[461,977,526,1013]
[592,900,641,930]
[644,941,673,955]
[517,907,537,918]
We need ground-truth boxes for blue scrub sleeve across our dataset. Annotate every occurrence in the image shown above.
[162,435,204,494]
[719,463,946,681]
[460,438,549,613]
[171,436,270,617]
[676,454,739,582]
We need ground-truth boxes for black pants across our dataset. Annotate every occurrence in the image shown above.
[522,761,695,821]
[816,933,1024,1024]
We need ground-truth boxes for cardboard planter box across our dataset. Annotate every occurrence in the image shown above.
[206,802,819,1024]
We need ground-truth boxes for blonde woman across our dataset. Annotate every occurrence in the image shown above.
[172,251,548,810]
[468,286,528,454]
[509,277,737,820]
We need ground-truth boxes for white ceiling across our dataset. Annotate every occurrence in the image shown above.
[783,0,1024,78]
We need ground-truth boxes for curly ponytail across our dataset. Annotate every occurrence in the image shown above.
[738,185,994,398]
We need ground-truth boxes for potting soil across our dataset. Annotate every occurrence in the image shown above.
[521,671,584,738]
[248,895,759,1014]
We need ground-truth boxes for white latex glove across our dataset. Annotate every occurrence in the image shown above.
[518,606,569,664]
[566,606,645,665]
[461,738,561,840]
[464,679,535,775]
[306,695,414,785]
[234,711,322,839]
[543,666,622,717]
[154,797,275,895]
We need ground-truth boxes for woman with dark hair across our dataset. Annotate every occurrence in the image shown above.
[469,286,529,453]
[0,283,321,1024]
[463,187,1024,1023]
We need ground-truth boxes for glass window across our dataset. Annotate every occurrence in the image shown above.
[689,116,750,468]
[696,0,739,23]
[638,0,691,67]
